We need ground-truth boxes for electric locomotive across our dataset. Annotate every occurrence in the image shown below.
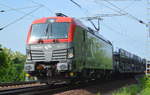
[25,13,146,83]
[24,13,114,83]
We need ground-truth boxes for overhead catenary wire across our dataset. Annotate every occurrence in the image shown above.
[70,0,127,32]
[80,14,126,19]
[101,21,145,45]
[28,0,53,14]
[0,5,40,12]
[0,3,41,18]
[0,6,42,31]
[70,0,101,31]
[92,1,129,35]
[70,0,144,42]
[94,0,136,12]
[70,0,82,8]
[70,0,90,16]
[102,0,147,25]
[93,0,137,35]
[120,0,136,11]
[102,22,146,58]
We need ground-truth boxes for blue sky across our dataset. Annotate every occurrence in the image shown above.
[0,0,149,59]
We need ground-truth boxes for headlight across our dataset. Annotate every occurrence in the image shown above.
[24,64,35,71]
[57,63,68,71]
[29,36,37,44]
[68,48,74,58]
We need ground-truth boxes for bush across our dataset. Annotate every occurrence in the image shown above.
[0,45,26,83]
[139,76,150,89]
[112,76,150,95]
[112,85,139,95]
[140,87,150,95]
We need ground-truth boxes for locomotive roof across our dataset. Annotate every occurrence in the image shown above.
[32,17,73,24]
[32,17,87,28]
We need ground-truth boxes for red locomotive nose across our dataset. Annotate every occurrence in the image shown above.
[26,17,76,44]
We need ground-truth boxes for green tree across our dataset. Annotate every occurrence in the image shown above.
[0,45,26,82]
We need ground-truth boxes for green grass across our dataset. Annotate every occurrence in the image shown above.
[96,93,101,95]
[111,76,150,95]
[112,84,139,95]
[140,87,150,95]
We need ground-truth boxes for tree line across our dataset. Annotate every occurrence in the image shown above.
[0,45,26,83]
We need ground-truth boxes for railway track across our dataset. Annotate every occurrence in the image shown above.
[0,81,44,91]
[0,76,139,95]
[0,82,81,95]
[0,79,109,95]
[0,81,38,87]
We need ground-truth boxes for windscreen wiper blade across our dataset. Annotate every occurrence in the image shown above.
[45,24,49,38]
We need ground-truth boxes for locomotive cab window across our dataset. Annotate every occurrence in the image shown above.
[31,23,48,40]
[30,22,70,40]
[49,22,70,39]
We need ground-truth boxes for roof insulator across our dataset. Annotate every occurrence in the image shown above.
[55,13,68,17]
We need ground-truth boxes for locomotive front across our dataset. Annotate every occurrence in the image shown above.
[24,15,75,83]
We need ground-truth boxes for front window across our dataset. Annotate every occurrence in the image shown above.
[31,23,48,40]
[30,22,70,42]
[49,22,69,39]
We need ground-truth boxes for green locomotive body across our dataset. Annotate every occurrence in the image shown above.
[72,26,113,72]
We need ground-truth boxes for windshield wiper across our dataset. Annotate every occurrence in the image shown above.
[45,24,49,38]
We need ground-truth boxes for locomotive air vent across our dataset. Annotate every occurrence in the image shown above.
[52,49,67,60]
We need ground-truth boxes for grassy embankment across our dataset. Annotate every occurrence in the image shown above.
[112,76,150,95]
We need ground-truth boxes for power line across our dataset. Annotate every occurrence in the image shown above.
[102,22,146,57]
[101,21,145,44]
[29,0,53,14]
[0,5,40,12]
[121,0,136,11]
[70,0,82,8]
[81,13,126,19]
[102,0,147,25]
[92,2,129,35]
[0,3,41,18]
[70,0,90,16]
[0,6,42,31]
[93,0,145,37]
[69,0,101,31]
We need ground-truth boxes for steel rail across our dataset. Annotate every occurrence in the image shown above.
[0,85,50,95]
[0,76,138,95]
[0,80,100,95]
[0,83,71,95]
[0,81,38,87]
